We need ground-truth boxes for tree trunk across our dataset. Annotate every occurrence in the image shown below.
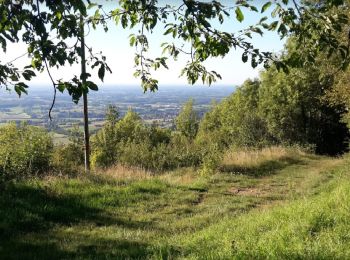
[80,15,90,173]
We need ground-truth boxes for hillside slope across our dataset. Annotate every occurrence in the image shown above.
[0,147,348,259]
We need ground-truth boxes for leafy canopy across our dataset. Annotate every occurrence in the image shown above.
[0,0,348,101]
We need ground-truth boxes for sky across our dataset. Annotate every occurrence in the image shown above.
[2,1,286,89]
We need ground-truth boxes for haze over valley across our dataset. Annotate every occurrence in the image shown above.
[0,85,233,141]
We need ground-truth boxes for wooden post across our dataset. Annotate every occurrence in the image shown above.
[80,15,90,173]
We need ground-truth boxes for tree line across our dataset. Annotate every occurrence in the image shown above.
[2,30,350,178]
[1,0,349,171]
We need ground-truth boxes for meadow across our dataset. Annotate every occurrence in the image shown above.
[1,147,349,259]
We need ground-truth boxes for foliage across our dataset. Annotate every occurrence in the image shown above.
[198,142,222,176]
[104,104,119,126]
[51,125,84,174]
[259,38,349,154]
[118,141,170,172]
[0,0,110,101]
[175,99,199,140]
[92,108,173,171]
[91,103,218,172]
[0,123,53,178]
[195,34,349,155]
[168,132,202,168]
[197,79,273,150]
[109,0,349,90]
[327,67,350,127]
[1,1,348,96]
[91,105,120,168]
[1,0,349,172]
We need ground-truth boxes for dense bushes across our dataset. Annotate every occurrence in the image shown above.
[2,53,349,178]
[0,123,53,178]
[199,64,348,155]
[91,104,205,171]
[91,108,172,170]
[196,79,274,150]
[0,123,85,178]
[259,65,348,155]
[51,126,84,174]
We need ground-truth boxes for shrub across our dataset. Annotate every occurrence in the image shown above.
[92,108,173,170]
[118,141,171,171]
[91,125,119,168]
[51,143,84,174]
[50,125,84,174]
[91,109,143,168]
[168,133,202,168]
[198,143,223,175]
[0,123,53,178]
[175,99,199,140]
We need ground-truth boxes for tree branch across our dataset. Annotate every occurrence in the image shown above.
[43,59,57,121]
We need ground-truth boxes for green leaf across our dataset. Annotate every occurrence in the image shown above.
[98,64,105,82]
[10,74,19,82]
[164,27,173,35]
[87,2,97,9]
[259,17,268,23]
[57,83,66,93]
[235,7,244,23]
[252,27,263,36]
[261,2,272,13]
[86,81,98,91]
[250,6,258,12]
[269,21,279,31]
[129,35,136,46]
[55,12,62,20]
[160,58,168,69]
[242,52,248,63]
[14,82,28,97]
[22,70,36,81]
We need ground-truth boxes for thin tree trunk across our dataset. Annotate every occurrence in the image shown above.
[80,15,90,173]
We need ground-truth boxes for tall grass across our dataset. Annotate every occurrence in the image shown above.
[95,164,153,181]
[222,146,307,169]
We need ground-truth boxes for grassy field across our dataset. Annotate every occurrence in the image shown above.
[0,147,349,259]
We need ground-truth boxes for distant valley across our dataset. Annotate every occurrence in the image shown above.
[0,85,234,142]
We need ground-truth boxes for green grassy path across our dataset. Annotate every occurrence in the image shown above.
[0,150,348,259]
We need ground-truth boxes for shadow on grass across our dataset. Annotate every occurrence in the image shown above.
[219,156,304,177]
[0,234,156,259]
[0,182,160,259]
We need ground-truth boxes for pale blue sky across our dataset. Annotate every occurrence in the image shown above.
[3,1,285,88]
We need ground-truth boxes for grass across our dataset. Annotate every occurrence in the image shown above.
[0,147,349,259]
[174,168,350,259]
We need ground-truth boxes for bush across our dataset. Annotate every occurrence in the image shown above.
[91,125,119,168]
[168,133,202,168]
[118,141,171,171]
[0,123,53,178]
[91,109,143,168]
[198,143,223,175]
[50,125,84,174]
[51,143,84,174]
[175,99,199,140]
[92,108,173,170]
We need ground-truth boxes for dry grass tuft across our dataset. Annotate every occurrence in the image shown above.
[159,168,197,186]
[222,146,307,169]
[95,164,153,181]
